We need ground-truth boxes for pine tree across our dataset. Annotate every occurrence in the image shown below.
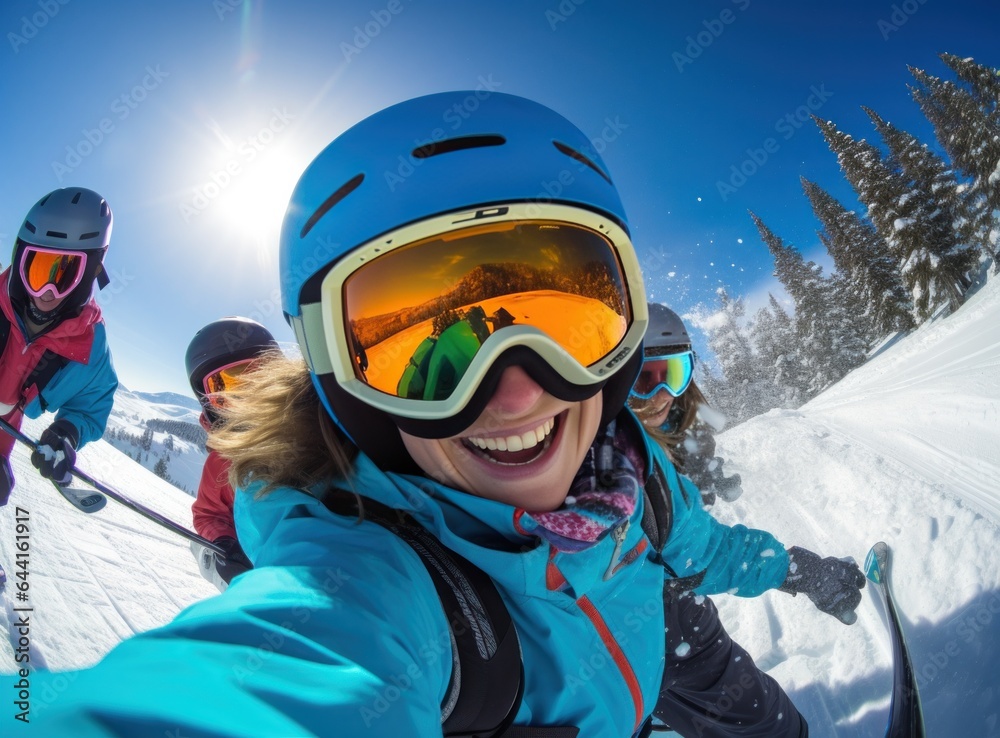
[910,66,1000,261]
[751,212,868,394]
[698,287,777,424]
[153,456,169,481]
[864,107,977,315]
[749,294,809,407]
[140,426,153,452]
[801,177,915,339]
[939,53,1000,123]
[815,114,966,322]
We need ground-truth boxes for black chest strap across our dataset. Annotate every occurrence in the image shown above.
[320,490,536,737]
[0,311,71,412]
[638,434,706,593]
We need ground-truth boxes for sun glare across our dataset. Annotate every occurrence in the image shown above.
[215,148,303,244]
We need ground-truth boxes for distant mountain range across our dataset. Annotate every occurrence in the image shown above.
[102,385,208,495]
[131,390,203,413]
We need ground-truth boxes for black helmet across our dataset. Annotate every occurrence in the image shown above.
[10,187,112,323]
[644,303,691,357]
[185,317,279,405]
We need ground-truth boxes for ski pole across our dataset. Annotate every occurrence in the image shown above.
[0,417,225,556]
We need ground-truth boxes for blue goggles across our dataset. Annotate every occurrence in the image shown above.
[629,350,694,400]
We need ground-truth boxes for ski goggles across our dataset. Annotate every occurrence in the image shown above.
[294,202,648,422]
[201,359,255,407]
[18,242,88,300]
[630,350,694,400]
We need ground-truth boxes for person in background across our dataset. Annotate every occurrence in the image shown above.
[17,92,866,738]
[184,316,279,590]
[0,187,118,504]
[629,302,743,507]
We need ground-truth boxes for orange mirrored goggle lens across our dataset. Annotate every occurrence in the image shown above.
[21,246,86,297]
[202,360,254,407]
[342,220,631,401]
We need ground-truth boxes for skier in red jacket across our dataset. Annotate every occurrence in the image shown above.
[0,187,119,505]
[185,316,279,589]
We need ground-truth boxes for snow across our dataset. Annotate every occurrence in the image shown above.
[0,414,217,673]
[0,272,998,735]
[713,268,1000,736]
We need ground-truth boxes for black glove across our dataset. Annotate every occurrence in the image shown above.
[213,536,252,584]
[31,419,79,485]
[779,546,866,625]
[716,472,743,503]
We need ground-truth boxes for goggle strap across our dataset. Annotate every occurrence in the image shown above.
[293,305,335,374]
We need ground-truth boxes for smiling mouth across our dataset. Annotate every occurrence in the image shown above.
[462,416,558,465]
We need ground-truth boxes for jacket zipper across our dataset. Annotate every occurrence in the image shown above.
[603,519,630,581]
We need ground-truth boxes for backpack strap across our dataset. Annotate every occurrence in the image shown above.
[639,438,706,593]
[0,310,71,412]
[0,311,11,357]
[320,489,527,738]
[24,349,70,411]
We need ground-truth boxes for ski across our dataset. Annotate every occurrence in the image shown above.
[864,541,925,738]
[51,480,107,514]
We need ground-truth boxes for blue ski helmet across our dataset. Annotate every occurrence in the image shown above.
[280,91,646,471]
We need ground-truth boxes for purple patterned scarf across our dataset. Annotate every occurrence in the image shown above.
[517,420,643,553]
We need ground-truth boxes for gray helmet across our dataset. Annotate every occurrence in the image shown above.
[17,187,113,251]
[644,303,691,356]
[10,187,113,322]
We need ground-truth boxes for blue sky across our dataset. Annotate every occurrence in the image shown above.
[2,0,997,396]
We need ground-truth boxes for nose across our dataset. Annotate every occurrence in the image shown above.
[483,365,545,419]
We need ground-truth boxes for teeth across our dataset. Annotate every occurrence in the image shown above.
[467,418,555,452]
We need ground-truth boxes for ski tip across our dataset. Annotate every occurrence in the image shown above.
[864,541,890,585]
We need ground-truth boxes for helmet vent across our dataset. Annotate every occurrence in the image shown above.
[300,173,365,239]
[80,231,101,240]
[552,141,611,184]
[411,134,505,159]
[46,231,68,239]
[39,194,51,206]
[24,221,36,234]
[71,191,82,205]
[101,201,110,217]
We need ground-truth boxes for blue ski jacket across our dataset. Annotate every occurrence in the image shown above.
[19,416,790,737]
[19,320,117,446]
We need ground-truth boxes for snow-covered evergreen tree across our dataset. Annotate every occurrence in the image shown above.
[864,106,977,315]
[153,455,169,481]
[698,288,778,424]
[749,294,810,407]
[815,114,967,322]
[939,53,1000,124]
[751,211,868,394]
[801,177,915,340]
[910,65,1000,263]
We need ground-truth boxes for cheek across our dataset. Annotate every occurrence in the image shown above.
[400,433,458,485]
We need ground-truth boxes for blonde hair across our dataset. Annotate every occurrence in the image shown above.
[208,355,356,495]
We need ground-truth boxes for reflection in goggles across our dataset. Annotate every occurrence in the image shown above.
[202,359,254,408]
[20,245,86,299]
[342,221,631,401]
[631,352,694,399]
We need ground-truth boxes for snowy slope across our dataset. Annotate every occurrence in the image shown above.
[0,414,217,672]
[0,277,997,736]
[713,270,1000,737]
